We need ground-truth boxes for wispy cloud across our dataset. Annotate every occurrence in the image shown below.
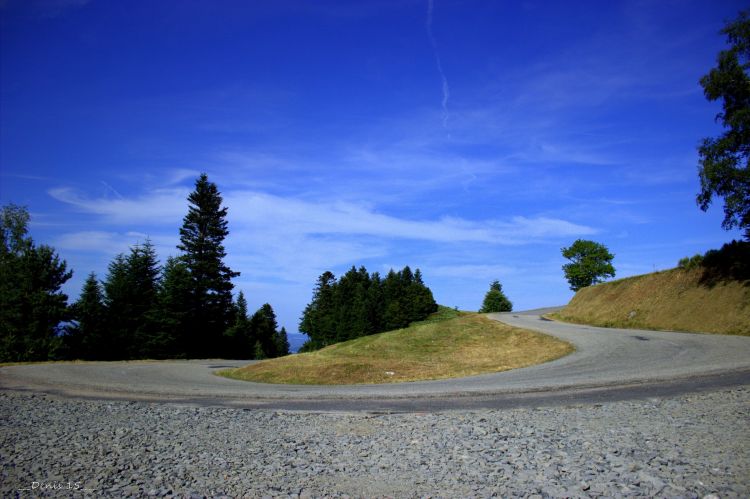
[49,184,597,248]
[426,0,450,129]
[55,230,176,257]
[48,187,188,225]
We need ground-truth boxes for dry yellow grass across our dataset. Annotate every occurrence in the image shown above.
[553,267,750,335]
[218,314,574,385]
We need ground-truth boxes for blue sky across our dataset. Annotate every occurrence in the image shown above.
[1,0,746,339]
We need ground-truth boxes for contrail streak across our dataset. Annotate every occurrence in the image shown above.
[427,0,450,129]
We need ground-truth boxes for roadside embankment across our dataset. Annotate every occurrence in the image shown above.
[553,267,750,335]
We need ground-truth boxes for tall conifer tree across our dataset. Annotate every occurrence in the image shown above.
[67,272,106,359]
[251,303,279,358]
[102,241,161,359]
[178,174,239,357]
[156,256,192,357]
[224,291,254,358]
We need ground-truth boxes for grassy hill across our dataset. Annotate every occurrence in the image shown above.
[552,266,750,336]
[218,307,574,385]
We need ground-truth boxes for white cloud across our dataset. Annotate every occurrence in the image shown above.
[50,185,597,245]
[54,230,180,257]
[49,187,188,225]
[224,191,596,244]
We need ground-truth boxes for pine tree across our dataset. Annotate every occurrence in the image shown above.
[177,174,239,357]
[382,269,408,331]
[274,327,290,357]
[333,266,371,342]
[299,271,336,349]
[406,268,438,322]
[102,241,161,359]
[155,256,192,357]
[299,265,437,351]
[251,303,279,358]
[479,280,513,313]
[128,240,161,358]
[67,272,106,359]
[0,205,72,361]
[102,254,130,359]
[223,291,254,358]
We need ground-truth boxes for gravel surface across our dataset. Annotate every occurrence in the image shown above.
[2,387,748,498]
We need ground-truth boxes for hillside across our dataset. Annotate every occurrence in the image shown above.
[553,267,750,335]
[219,308,574,384]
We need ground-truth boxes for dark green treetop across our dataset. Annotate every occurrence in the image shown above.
[66,272,106,359]
[0,205,72,361]
[154,256,193,358]
[697,10,750,240]
[479,280,513,313]
[178,173,239,356]
[275,326,291,357]
[223,291,255,358]
[299,265,437,351]
[102,240,161,359]
[561,239,616,292]
[252,303,280,359]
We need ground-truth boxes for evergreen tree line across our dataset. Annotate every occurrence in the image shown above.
[299,265,438,351]
[64,242,289,360]
[0,174,289,362]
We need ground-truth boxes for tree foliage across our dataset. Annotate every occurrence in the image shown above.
[153,256,192,357]
[223,291,254,358]
[1,173,297,361]
[479,280,513,313]
[299,265,437,351]
[177,173,239,357]
[0,205,72,361]
[64,272,107,359]
[561,239,616,292]
[697,10,750,240]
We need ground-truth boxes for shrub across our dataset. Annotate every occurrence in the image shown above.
[678,254,704,270]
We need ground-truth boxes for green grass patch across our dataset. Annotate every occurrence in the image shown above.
[218,313,574,385]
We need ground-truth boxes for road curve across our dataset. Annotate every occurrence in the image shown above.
[1,310,749,411]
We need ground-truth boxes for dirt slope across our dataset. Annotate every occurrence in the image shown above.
[553,268,750,335]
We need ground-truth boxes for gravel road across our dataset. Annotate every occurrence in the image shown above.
[2,387,748,498]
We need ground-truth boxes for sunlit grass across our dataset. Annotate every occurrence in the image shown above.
[552,267,750,335]
[218,312,574,385]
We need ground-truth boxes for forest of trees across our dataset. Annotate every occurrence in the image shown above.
[0,174,289,362]
[299,265,438,351]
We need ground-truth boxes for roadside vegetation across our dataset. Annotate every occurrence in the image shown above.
[218,308,574,385]
[552,241,750,336]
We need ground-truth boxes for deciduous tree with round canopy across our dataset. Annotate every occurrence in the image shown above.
[561,239,615,292]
